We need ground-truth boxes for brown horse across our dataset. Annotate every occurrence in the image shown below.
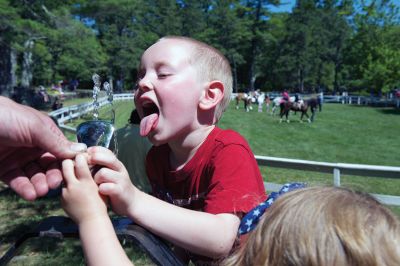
[279,100,311,123]
[235,93,253,112]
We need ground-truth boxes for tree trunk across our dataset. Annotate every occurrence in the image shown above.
[298,67,304,93]
[232,57,238,93]
[0,43,13,96]
[108,76,114,92]
[248,0,262,91]
[21,39,34,88]
[333,60,340,91]
[10,48,17,91]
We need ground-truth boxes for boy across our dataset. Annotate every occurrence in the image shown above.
[61,36,266,265]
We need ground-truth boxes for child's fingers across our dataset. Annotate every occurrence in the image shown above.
[62,159,77,186]
[93,168,120,185]
[98,182,119,196]
[88,147,125,172]
[75,153,93,181]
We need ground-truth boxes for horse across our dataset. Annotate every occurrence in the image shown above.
[235,92,253,112]
[306,97,320,122]
[271,96,295,115]
[279,97,320,123]
[279,100,311,123]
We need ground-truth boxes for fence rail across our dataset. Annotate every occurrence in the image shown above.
[51,93,400,206]
[257,155,400,206]
[49,93,134,133]
[231,92,400,108]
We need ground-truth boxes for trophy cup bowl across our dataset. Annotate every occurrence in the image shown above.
[76,120,115,149]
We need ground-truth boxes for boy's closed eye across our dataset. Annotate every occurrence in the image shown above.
[157,73,171,79]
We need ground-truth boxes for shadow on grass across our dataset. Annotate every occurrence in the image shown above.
[350,104,400,115]
[378,108,400,115]
[0,187,63,252]
[6,238,85,265]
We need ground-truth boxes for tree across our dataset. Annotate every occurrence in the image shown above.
[274,0,319,92]
[205,0,249,92]
[344,0,400,93]
[240,0,280,91]
[0,0,19,95]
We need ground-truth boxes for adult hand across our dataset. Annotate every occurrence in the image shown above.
[0,96,87,201]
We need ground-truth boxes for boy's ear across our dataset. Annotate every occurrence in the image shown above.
[199,80,224,110]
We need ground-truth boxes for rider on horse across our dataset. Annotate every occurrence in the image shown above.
[293,93,302,109]
[281,90,290,103]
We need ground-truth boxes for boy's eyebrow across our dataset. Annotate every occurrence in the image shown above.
[154,61,173,69]
[137,59,181,76]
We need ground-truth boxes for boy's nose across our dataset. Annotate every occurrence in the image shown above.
[137,76,153,92]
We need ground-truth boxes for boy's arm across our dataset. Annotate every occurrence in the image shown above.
[89,146,241,259]
[128,189,240,259]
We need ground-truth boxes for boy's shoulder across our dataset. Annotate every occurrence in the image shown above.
[212,127,249,146]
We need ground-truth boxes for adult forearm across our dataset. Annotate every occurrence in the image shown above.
[128,190,240,258]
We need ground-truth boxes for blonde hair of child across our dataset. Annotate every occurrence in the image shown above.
[223,186,400,266]
[159,36,233,122]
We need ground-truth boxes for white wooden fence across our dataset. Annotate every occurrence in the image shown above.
[50,93,400,206]
[49,93,134,132]
[231,92,400,108]
[257,155,400,206]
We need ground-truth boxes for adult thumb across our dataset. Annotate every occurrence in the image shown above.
[33,115,87,159]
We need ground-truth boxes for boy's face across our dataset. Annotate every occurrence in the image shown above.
[135,39,205,145]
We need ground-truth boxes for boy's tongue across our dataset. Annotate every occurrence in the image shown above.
[140,113,159,136]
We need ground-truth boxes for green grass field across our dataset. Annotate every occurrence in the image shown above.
[1,99,399,265]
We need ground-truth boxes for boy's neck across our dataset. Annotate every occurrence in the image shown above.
[168,125,215,171]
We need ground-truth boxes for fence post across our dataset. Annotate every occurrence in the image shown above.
[333,168,341,187]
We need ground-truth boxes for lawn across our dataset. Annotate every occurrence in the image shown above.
[1,99,399,265]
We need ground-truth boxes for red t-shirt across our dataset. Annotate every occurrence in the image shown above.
[146,127,266,215]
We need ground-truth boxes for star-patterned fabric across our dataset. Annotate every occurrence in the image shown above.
[239,182,306,235]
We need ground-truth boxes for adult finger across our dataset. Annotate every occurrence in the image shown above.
[24,162,49,197]
[3,169,37,201]
[45,161,63,189]
[61,159,77,187]
[30,172,49,197]
[0,148,44,179]
[38,153,63,189]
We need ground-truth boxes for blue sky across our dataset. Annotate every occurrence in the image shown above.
[268,0,296,13]
[268,0,400,13]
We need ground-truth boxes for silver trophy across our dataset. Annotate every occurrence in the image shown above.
[76,120,114,148]
[76,74,116,151]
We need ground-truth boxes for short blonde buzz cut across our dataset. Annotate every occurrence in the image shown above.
[158,36,233,123]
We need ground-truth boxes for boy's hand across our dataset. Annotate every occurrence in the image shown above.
[61,154,108,225]
[88,147,137,217]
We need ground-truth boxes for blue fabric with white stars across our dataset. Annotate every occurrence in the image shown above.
[238,182,306,235]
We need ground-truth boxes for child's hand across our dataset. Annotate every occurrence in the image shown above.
[87,147,138,217]
[61,153,108,225]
